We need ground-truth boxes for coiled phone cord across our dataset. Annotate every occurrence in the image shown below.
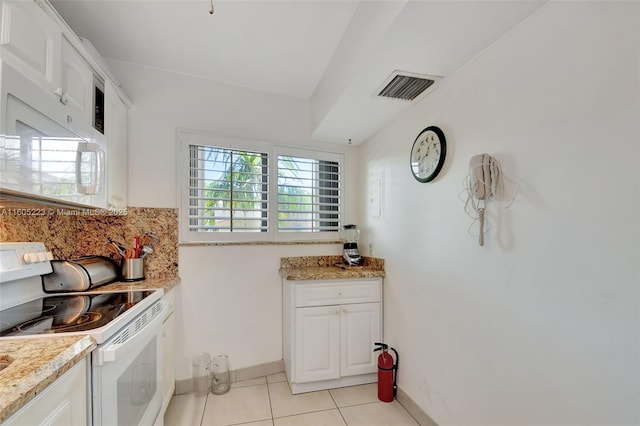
[478,207,485,246]
[461,155,519,246]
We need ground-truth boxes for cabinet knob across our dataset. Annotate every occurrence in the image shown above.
[53,88,68,105]
[66,115,73,124]
[337,291,342,296]
[335,309,340,315]
[342,308,348,313]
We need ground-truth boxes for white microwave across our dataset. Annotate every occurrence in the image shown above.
[0,61,107,208]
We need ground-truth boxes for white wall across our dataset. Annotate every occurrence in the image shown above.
[358,2,639,425]
[108,61,359,380]
[175,243,340,379]
[108,60,317,208]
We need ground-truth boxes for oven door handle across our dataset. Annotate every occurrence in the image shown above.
[99,302,167,365]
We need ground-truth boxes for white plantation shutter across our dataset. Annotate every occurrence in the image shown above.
[187,145,269,233]
[277,152,342,233]
[178,130,345,242]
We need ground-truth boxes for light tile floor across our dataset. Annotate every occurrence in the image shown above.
[164,373,419,426]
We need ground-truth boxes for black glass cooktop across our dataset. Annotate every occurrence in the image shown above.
[0,291,155,337]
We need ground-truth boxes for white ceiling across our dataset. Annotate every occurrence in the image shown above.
[50,0,547,145]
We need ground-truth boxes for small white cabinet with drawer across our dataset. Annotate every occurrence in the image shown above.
[283,277,382,394]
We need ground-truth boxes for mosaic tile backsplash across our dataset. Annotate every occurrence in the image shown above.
[0,204,178,279]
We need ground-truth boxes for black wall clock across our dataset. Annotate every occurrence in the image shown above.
[410,125,447,182]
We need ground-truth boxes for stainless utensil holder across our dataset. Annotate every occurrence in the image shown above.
[121,258,144,281]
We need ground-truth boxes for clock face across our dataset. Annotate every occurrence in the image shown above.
[410,126,446,182]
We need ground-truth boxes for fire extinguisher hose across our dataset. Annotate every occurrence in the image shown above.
[389,346,399,398]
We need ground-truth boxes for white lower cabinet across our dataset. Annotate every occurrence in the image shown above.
[161,287,176,416]
[283,278,382,394]
[3,358,88,426]
[340,302,381,376]
[295,305,341,383]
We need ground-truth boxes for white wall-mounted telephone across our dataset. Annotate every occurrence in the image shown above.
[469,153,493,201]
[463,153,517,247]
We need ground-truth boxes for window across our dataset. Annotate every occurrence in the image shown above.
[187,145,269,233]
[277,155,341,232]
[179,130,345,242]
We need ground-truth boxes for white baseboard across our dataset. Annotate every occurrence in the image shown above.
[396,386,439,426]
[289,373,376,394]
[175,359,285,395]
[235,359,285,382]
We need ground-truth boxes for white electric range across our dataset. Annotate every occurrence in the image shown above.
[0,242,167,426]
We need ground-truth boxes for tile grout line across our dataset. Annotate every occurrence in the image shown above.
[266,377,276,424]
[199,393,209,426]
[328,389,350,426]
[208,379,274,426]
[272,408,346,423]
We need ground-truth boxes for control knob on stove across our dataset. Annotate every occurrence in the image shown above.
[23,252,53,264]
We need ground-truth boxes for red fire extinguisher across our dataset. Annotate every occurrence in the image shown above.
[374,342,398,402]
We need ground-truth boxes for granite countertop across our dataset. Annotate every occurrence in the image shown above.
[279,256,385,281]
[0,335,96,423]
[95,276,180,293]
[0,276,180,423]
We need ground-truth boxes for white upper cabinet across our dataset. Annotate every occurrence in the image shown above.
[0,0,130,209]
[0,0,61,94]
[60,36,93,123]
[1,2,92,122]
[0,0,93,136]
[104,79,128,209]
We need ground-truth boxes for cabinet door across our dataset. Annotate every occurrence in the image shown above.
[104,80,128,208]
[295,305,340,383]
[60,37,93,123]
[3,358,87,426]
[0,0,61,93]
[161,288,176,413]
[162,311,176,412]
[340,302,381,377]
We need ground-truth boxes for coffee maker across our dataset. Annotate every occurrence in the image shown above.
[340,224,363,266]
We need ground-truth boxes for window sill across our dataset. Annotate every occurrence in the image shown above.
[179,240,343,247]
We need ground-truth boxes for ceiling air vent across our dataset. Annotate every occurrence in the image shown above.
[376,71,440,101]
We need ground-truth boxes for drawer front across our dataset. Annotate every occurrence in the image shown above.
[295,279,381,307]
